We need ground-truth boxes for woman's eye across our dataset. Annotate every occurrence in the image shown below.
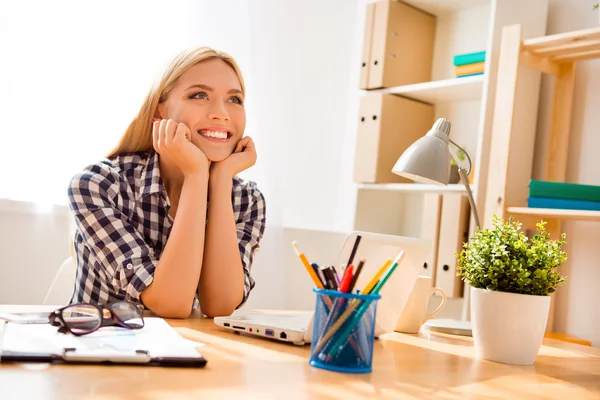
[190,92,208,100]
[228,96,243,105]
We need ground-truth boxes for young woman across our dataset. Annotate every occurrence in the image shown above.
[67,47,266,318]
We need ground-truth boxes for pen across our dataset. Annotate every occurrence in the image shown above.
[331,266,340,285]
[311,254,399,356]
[318,264,353,340]
[348,259,365,292]
[346,235,362,267]
[338,264,354,293]
[321,266,338,290]
[311,263,327,289]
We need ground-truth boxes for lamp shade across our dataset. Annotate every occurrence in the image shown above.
[391,118,452,185]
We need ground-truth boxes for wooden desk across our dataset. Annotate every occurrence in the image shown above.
[1,306,599,399]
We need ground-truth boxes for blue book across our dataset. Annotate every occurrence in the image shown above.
[456,72,484,78]
[453,51,486,66]
[527,196,600,211]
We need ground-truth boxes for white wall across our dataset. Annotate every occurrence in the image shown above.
[532,0,600,346]
[0,0,365,311]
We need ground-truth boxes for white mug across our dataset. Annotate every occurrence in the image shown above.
[394,275,447,334]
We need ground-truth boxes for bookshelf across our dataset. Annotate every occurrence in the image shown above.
[484,25,600,228]
[357,183,466,193]
[361,74,484,103]
[352,0,550,243]
[506,207,600,222]
[483,25,600,332]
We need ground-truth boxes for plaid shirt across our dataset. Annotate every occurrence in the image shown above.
[67,150,266,311]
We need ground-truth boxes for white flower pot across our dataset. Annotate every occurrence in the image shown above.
[470,287,551,365]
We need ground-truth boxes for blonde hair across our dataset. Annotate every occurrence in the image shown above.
[107,47,245,158]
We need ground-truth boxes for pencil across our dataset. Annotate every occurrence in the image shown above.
[292,241,323,289]
[362,258,392,294]
[348,258,365,292]
[312,251,404,355]
[325,251,406,359]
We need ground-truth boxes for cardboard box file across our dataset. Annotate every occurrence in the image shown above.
[359,2,376,89]
[353,93,434,184]
[361,0,436,89]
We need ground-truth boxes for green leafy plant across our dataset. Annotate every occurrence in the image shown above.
[456,215,567,296]
[450,147,466,167]
[595,3,599,10]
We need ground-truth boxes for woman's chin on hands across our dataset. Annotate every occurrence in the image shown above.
[210,136,257,177]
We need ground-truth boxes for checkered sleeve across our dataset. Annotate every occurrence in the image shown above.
[67,164,158,303]
[235,181,266,308]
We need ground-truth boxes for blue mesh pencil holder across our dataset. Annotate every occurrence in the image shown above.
[309,288,381,373]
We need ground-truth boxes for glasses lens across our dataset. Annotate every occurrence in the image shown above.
[112,302,144,329]
[61,304,101,334]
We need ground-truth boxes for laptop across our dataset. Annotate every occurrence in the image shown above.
[214,231,429,345]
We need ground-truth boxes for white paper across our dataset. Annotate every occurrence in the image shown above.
[0,318,203,359]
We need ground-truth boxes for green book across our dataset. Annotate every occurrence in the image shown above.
[529,179,600,202]
[453,51,486,66]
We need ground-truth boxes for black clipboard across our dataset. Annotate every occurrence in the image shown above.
[0,348,207,368]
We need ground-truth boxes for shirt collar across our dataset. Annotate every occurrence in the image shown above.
[139,151,164,198]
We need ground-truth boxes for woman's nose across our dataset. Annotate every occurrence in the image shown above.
[207,102,229,121]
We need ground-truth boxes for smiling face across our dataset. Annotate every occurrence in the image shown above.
[156,58,246,162]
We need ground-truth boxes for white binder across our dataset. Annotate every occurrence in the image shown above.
[435,194,470,298]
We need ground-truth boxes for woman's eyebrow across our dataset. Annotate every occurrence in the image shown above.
[186,84,243,96]
[186,84,213,91]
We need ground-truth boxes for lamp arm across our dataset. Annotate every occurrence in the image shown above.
[457,167,481,230]
[449,139,472,175]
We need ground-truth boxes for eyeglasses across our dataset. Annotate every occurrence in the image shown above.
[48,301,144,336]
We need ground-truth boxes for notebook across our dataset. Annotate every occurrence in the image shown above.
[0,317,207,367]
[214,231,429,345]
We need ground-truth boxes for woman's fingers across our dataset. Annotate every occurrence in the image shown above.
[165,119,178,146]
[152,120,160,152]
[243,137,255,152]
[175,122,190,142]
[158,119,168,149]
[235,136,254,153]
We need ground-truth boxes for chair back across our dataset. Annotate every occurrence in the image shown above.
[43,257,76,305]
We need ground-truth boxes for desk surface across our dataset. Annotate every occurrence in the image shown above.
[0,305,599,400]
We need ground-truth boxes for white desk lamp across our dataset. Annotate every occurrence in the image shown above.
[391,117,478,336]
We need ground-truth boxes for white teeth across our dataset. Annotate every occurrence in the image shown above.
[200,130,228,139]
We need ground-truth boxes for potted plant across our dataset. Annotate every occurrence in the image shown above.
[456,215,567,365]
[449,147,466,184]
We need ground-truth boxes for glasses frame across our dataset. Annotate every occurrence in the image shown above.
[48,301,145,336]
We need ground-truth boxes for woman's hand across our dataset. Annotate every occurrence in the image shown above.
[153,119,209,176]
[211,136,257,177]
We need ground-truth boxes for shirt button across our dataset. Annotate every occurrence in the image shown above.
[126,263,133,270]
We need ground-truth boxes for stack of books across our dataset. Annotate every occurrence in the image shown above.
[528,180,600,211]
[453,50,485,78]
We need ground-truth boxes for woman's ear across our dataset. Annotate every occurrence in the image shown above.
[154,104,164,121]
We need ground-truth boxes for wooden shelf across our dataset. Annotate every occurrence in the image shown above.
[521,27,600,63]
[362,75,484,104]
[357,183,466,193]
[506,207,600,222]
[406,0,490,16]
